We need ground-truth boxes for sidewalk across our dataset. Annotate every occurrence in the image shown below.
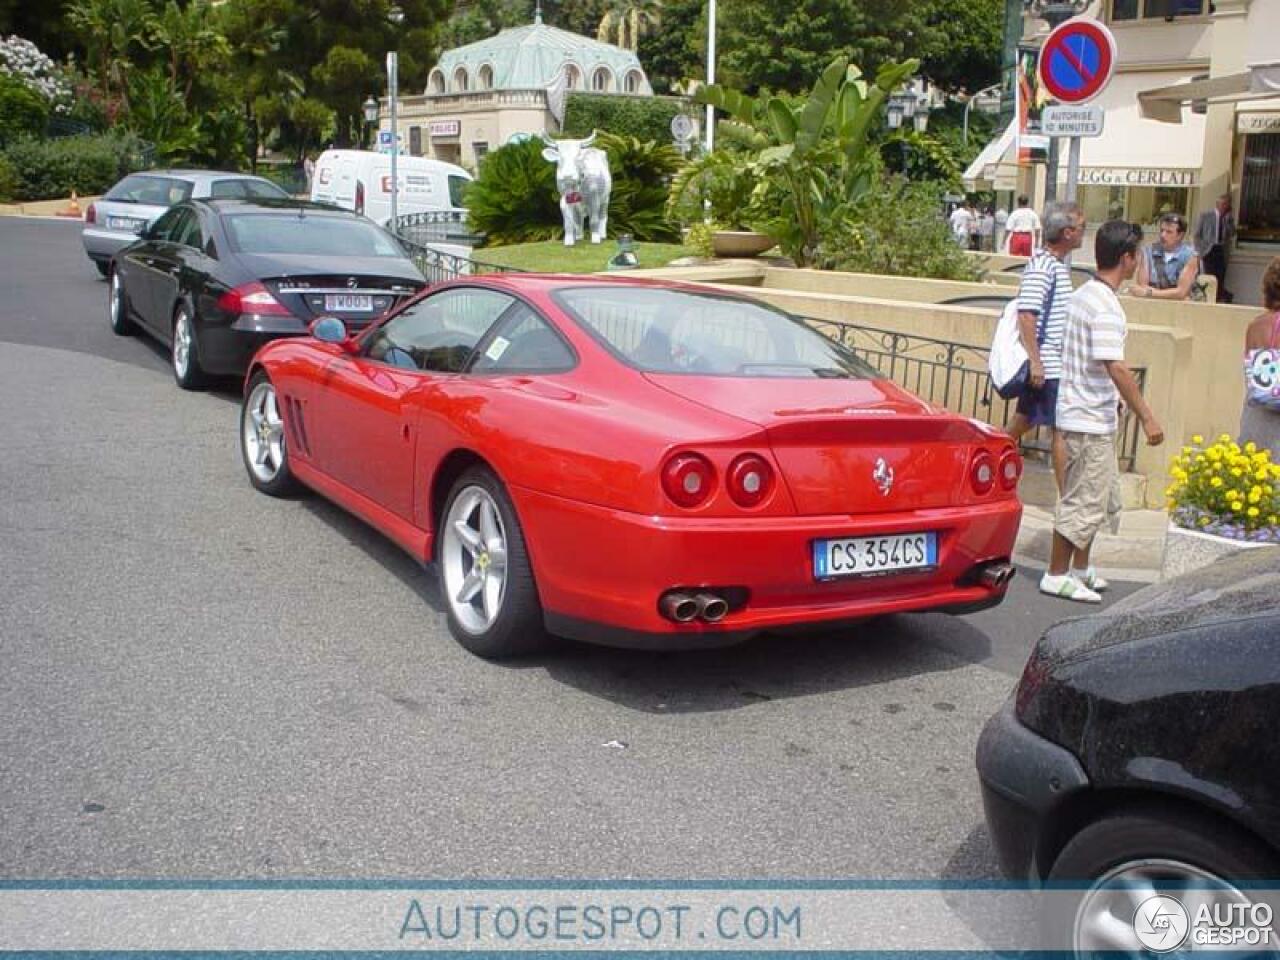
[1014,462,1166,582]
[0,196,99,218]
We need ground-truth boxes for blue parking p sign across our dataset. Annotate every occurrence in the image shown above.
[378,131,394,145]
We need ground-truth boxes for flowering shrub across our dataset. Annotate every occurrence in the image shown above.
[0,36,71,112]
[1166,434,1280,543]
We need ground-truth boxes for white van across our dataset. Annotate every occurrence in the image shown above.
[310,149,472,227]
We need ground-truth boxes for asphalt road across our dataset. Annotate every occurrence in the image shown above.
[0,217,1144,888]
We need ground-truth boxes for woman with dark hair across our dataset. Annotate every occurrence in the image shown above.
[1239,257,1280,455]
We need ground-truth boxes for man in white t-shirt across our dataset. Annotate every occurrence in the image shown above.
[1004,195,1041,257]
[1041,220,1165,603]
[949,203,974,247]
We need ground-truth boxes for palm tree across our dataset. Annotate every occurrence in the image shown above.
[596,0,662,52]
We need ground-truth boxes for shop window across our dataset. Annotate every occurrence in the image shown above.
[592,67,613,92]
[1239,133,1280,244]
[453,67,469,92]
[478,64,493,90]
[1111,0,1203,20]
[473,142,490,164]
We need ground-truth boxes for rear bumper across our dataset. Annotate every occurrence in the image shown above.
[198,316,308,376]
[976,697,1091,881]
[513,488,1022,648]
[81,227,135,261]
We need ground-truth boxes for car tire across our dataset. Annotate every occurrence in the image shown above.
[171,302,208,390]
[94,260,109,278]
[240,371,300,497]
[438,466,550,659]
[1043,806,1280,952]
[108,267,137,337]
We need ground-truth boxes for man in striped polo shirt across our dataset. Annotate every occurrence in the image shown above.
[1041,220,1165,603]
[1009,202,1085,493]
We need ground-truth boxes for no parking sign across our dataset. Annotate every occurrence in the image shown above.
[1038,18,1117,105]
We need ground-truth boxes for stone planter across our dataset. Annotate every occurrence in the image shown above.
[711,230,776,258]
[1161,522,1280,580]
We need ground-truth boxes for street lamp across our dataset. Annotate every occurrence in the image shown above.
[963,81,1002,145]
[362,95,378,149]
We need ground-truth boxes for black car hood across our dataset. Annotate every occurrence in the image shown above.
[231,253,425,284]
[1038,547,1280,664]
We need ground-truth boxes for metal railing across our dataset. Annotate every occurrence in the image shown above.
[395,233,528,284]
[803,317,1148,471]
[392,210,482,247]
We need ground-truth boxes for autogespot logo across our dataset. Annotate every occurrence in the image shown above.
[1133,895,1190,952]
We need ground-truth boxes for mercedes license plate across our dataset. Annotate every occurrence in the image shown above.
[108,216,145,231]
[812,531,937,579]
[324,294,374,312]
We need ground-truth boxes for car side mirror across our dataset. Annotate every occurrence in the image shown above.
[310,316,357,353]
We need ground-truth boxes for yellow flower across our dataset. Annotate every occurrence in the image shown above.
[1232,468,1243,478]
[1271,515,1278,525]
[1246,442,1257,454]
[1192,435,1204,445]
[1210,477,1223,488]
[1248,507,1260,518]
[1250,486,1264,503]
[1207,448,1222,462]
[1200,516,1211,526]
[1232,501,1245,512]
[1219,433,1232,443]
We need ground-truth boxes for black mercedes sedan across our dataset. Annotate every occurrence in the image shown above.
[977,548,1280,950]
[109,198,426,389]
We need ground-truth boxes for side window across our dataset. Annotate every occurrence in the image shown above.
[173,210,204,249]
[155,208,195,243]
[148,207,185,242]
[365,288,515,373]
[471,304,574,373]
[209,179,248,199]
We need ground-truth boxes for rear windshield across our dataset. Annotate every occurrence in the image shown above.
[448,175,469,209]
[105,175,193,206]
[555,286,882,379]
[224,213,406,257]
[209,178,291,200]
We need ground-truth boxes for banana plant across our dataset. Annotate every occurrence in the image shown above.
[693,55,920,267]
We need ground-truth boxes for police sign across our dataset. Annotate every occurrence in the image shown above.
[1042,105,1104,137]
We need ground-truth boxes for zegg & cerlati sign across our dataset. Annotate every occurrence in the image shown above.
[1078,168,1198,187]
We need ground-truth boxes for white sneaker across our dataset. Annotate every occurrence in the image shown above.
[1039,572,1102,603]
[1072,566,1109,592]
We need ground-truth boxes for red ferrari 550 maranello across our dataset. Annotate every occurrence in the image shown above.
[240,274,1022,658]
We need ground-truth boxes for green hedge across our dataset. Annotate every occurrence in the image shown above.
[1,132,150,201]
[0,74,49,148]
[561,93,690,143]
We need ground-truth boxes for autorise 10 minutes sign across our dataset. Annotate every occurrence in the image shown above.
[1042,104,1104,138]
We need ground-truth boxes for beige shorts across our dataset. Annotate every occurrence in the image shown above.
[1053,430,1122,551]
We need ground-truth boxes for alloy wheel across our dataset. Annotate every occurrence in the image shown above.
[441,485,509,635]
[242,380,286,483]
[1072,858,1257,954]
[173,310,193,379]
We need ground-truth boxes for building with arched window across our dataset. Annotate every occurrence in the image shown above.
[388,9,655,169]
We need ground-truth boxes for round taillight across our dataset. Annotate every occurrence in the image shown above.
[998,449,1022,491]
[726,453,774,508]
[661,453,716,508]
[970,451,996,496]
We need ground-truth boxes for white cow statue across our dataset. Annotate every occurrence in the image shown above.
[541,132,612,246]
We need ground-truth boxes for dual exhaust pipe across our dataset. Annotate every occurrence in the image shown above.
[660,590,729,624]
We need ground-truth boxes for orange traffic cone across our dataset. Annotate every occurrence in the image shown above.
[58,190,82,218]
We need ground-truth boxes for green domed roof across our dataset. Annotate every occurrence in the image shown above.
[430,19,652,94]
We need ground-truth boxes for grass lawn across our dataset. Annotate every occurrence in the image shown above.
[472,239,696,273]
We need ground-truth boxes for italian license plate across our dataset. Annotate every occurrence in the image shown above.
[108,216,144,231]
[324,294,374,312]
[813,531,937,579]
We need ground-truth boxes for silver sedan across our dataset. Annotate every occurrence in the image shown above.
[82,170,290,276]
